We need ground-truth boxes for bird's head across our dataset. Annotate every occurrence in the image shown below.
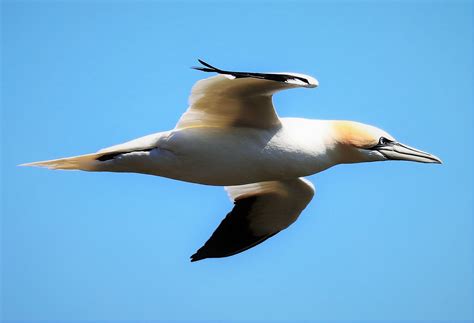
[331,120,442,164]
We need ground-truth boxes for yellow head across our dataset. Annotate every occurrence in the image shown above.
[331,120,442,164]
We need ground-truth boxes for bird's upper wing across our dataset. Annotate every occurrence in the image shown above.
[175,60,318,129]
[190,178,315,262]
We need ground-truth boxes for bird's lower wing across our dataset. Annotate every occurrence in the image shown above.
[190,178,315,262]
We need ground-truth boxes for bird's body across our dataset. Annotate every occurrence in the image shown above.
[95,118,335,185]
[22,60,441,261]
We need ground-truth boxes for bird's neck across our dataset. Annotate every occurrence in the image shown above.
[283,118,371,167]
[279,118,342,172]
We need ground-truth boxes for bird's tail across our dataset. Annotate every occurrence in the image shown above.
[19,152,103,171]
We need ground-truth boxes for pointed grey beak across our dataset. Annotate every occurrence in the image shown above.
[376,142,442,164]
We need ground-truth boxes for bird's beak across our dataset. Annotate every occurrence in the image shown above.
[376,142,442,164]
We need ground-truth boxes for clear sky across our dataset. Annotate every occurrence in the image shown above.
[2,1,473,322]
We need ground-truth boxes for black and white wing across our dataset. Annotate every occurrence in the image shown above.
[176,60,318,129]
[190,178,315,262]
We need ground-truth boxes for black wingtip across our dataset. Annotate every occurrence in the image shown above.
[191,60,314,86]
[191,66,215,72]
[197,59,216,69]
[190,253,205,262]
[191,59,222,73]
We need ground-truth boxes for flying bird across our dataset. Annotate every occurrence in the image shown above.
[21,60,442,262]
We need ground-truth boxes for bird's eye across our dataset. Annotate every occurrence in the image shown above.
[379,137,391,145]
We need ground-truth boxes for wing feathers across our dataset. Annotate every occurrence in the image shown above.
[191,178,315,262]
[176,60,318,130]
[190,196,278,262]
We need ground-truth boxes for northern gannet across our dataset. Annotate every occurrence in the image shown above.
[21,60,442,262]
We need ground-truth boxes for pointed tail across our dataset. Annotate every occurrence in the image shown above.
[19,152,102,171]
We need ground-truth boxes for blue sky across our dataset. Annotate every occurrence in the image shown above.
[1,1,473,322]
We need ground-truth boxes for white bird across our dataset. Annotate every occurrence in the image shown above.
[21,60,442,262]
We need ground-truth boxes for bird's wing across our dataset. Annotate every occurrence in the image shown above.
[175,60,318,129]
[190,178,315,262]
